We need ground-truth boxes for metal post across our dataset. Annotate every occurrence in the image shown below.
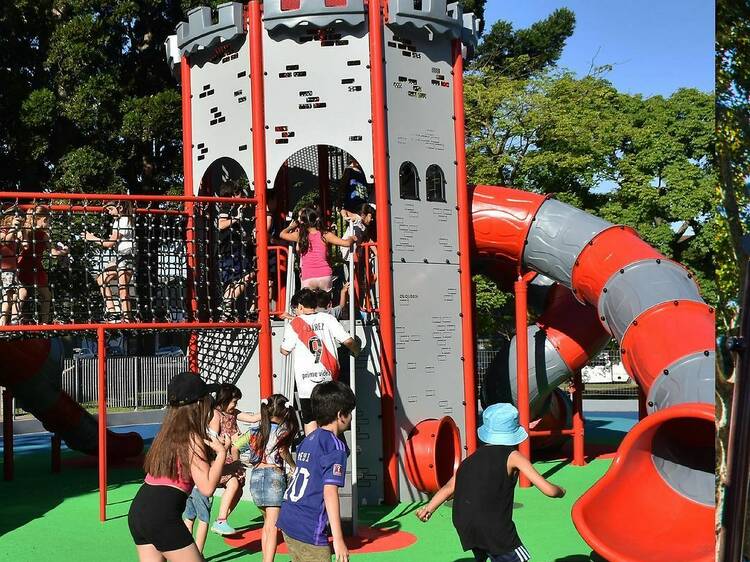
[572,370,586,466]
[249,0,274,399]
[97,326,108,521]
[348,247,358,534]
[368,0,399,505]
[3,389,13,481]
[452,39,478,456]
[318,144,330,225]
[514,276,531,488]
[718,259,750,562]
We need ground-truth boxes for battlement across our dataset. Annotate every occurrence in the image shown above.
[263,0,367,32]
[387,0,479,47]
[176,2,245,56]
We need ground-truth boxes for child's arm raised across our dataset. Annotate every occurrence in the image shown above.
[508,450,566,498]
[323,485,349,562]
[415,474,456,522]
[279,221,300,243]
[236,411,261,424]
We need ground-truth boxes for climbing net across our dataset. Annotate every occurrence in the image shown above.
[0,193,284,336]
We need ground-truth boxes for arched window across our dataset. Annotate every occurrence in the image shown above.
[426,164,446,202]
[399,161,419,200]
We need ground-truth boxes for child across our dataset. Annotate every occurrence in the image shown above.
[241,394,299,562]
[182,487,213,553]
[210,383,259,535]
[18,205,68,323]
[128,372,230,561]
[415,403,566,562]
[280,288,360,434]
[0,212,25,325]
[84,201,136,322]
[340,158,369,214]
[277,381,355,562]
[315,285,348,320]
[279,207,353,291]
[217,181,255,320]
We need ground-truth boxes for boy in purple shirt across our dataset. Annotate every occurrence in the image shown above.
[277,381,355,562]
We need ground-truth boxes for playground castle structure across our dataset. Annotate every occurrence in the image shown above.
[0,2,715,561]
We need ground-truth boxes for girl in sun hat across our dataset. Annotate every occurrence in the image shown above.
[416,403,566,562]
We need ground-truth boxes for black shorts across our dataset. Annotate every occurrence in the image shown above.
[299,398,314,424]
[128,483,193,552]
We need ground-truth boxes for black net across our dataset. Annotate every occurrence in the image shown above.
[0,198,261,336]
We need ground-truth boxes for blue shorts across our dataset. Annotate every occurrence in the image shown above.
[182,487,213,523]
[250,466,287,507]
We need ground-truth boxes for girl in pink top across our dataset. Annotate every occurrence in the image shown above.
[128,372,230,561]
[280,207,353,291]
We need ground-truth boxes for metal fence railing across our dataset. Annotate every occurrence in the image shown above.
[475,343,639,400]
[8,356,188,417]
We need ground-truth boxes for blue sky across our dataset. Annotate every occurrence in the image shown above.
[483,0,714,98]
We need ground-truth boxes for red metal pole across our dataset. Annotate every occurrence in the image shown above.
[51,434,62,473]
[514,277,531,488]
[318,145,330,225]
[452,40,477,457]
[3,389,13,481]
[249,0,274,399]
[97,326,108,521]
[572,370,586,466]
[368,0,399,504]
[181,54,200,372]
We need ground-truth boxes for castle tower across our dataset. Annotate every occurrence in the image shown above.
[167,0,479,503]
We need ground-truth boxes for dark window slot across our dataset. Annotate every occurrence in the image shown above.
[237,71,247,78]
[286,64,300,70]
[341,78,355,84]
[239,145,248,151]
[347,60,361,66]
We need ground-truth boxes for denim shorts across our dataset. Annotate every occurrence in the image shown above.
[182,487,213,523]
[250,466,287,507]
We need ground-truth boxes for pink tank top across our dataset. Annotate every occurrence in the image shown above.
[299,230,332,280]
[144,460,193,493]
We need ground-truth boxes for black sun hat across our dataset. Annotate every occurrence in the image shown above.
[167,372,220,406]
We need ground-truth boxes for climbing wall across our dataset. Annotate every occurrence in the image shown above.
[383,23,465,501]
[188,34,254,193]
[262,24,374,185]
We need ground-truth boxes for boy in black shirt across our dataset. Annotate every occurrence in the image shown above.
[416,403,565,562]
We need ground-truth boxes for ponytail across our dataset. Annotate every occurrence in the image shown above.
[297,207,320,256]
[253,394,299,463]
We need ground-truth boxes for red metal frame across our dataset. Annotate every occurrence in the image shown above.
[514,274,533,487]
[268,245,290,316]
[3,389,13,481]
[572,370,585,466]
[97,326,107,521]
[0,192,256,205]
[452,40,477,456]
[368,0,398,504]
[249,0,274,399]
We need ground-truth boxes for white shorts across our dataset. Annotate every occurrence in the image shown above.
[1,271,17,291]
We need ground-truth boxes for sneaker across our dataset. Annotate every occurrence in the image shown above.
[211,519,236,536]
[103,312,121,323]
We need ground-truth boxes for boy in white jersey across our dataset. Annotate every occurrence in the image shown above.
[280,288,360,434]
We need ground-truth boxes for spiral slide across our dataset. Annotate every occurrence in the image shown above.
[469,185,715,562]
[0,338,143,460]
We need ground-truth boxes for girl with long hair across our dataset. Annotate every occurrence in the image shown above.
[280,206,353,291]
[128,372,230,561]
[244,394,299,562]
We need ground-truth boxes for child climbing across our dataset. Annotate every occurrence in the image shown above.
[127,371,229,561]
[209,383,259,536]
[0,212,25,326]
[237,394,299,562]
[84,200,136,322]
[416,403,566,562]
[18,205,69,324]
[279,207,353,291]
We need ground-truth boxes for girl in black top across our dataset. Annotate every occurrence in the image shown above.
[416,403,566,562]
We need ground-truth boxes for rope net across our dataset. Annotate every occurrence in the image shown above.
[0,196,278,337]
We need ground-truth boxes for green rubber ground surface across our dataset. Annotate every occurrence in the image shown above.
[0,451,609,561]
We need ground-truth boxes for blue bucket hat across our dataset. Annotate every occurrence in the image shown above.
[477,403,528,446]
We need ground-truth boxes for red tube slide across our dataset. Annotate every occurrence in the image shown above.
[0,339,143,460]
[469,185,715,562]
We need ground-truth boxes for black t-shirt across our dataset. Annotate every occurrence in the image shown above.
[452,445,522,554]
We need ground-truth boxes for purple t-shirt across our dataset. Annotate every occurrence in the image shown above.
[277,428,348,546]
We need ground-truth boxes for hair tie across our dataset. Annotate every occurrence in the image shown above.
[285,401,293,409]
[261,398,269,406]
